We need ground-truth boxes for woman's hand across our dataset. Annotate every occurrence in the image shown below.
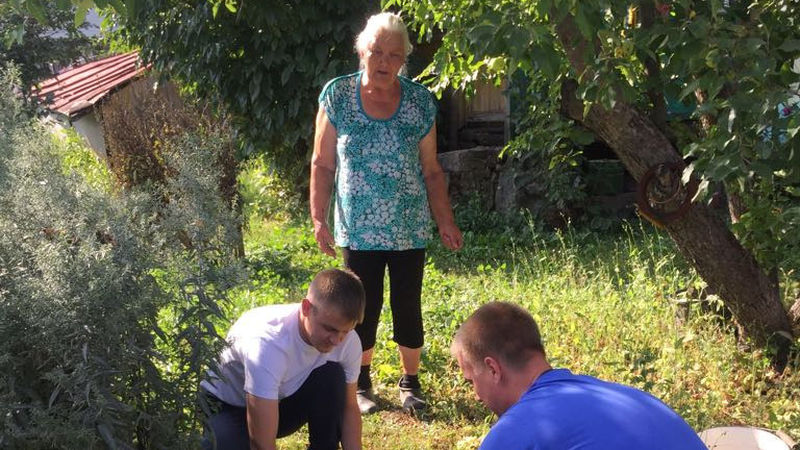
[314,223,337,257]
[310,106,337,258]
[438,222,463,251]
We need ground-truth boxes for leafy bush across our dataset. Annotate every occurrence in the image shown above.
[0,65,243,449]
[238,155,303,222]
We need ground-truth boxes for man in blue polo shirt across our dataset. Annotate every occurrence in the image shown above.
[451,301,707,450]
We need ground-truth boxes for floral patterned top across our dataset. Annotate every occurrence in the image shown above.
[319,72,437,250]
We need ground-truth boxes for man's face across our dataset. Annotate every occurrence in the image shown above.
[456,352,503,416]
[300,299,356,353]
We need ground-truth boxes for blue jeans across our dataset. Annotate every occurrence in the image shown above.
[203,361,346,450]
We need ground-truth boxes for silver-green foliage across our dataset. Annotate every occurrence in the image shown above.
[0,66,243,449]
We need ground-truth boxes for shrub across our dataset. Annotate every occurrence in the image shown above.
[0,65,243,449]
[238,155,303,222]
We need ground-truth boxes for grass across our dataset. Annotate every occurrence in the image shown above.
[229,207,800,449]
[57,136,799,448]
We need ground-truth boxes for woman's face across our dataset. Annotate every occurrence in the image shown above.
[362,30,406,88]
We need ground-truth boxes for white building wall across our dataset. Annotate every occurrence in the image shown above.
[71,113,107,160]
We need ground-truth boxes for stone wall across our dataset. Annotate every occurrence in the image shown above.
[437,146,501,209]
[438,146,636,226]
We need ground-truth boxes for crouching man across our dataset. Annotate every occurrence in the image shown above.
[201,268,365,450]
[452,301,708,450]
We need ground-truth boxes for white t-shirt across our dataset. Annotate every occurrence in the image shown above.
[200,303,362,407]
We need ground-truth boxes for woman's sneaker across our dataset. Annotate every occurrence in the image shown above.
[398,374,426,413]
[356,387,378,415]
[398,386,427,413]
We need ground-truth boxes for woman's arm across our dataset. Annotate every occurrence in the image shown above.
[310,106,338,257]
[419,123,463,251]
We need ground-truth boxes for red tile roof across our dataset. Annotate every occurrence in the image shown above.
[35,51,151,118]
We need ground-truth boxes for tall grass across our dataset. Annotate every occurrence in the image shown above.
[234,168,800,449]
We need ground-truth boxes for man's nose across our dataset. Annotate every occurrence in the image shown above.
[331,331,345,345]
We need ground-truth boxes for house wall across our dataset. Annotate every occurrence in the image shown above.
[446,80,510,149]
[72,112,107,160]
[466,81,508,119]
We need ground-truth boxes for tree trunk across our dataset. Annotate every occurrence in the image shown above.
[560,85,793,366]
[790,297,800,332]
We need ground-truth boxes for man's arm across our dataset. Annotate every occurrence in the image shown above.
[419,123,463,251]
[340,382,362,450]
[246,393,280,450]
[310,106,338,257]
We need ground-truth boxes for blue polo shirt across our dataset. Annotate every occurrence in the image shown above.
[480,369,707,450]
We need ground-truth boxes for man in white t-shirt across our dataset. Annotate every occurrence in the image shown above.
[201,268,365,450]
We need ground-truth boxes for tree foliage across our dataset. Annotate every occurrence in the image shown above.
[1,0,98,92]
[109,0,377,190]
[398,0,800,280]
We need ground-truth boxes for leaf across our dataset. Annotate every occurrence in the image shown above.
[536,0,553,19]
[727,107,736,133]
[467,23,496,48]
[48,385,61,408]
[74,0,90,27]
[26,0,47,23]
[107,0,125,14]
[124,0,138,16]
[678,79,699,102]
[750,161,774,178]
[573,7,595,40]
[778,39,800,52]
[567,127,595,146]
[280,64,292,86]
[97,423,118,450]
[315,43,327,65]
[4,23,24,48]
[249,77,260,103]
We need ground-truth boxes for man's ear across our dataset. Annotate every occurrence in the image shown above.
[300,298,312,317]
[483,356,503,383]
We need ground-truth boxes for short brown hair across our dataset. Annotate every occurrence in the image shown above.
[308,269,365,323]
[451,302,545,369]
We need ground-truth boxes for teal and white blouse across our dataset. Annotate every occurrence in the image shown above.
[319,72,437,251]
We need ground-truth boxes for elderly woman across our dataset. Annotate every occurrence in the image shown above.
[310,12,462,415]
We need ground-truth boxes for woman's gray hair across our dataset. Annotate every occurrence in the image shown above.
[355,12,413,71]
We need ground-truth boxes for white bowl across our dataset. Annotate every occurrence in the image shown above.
[699,426,795,450]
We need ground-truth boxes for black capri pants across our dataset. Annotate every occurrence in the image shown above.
[342,248,426,350]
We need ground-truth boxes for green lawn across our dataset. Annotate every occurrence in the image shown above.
[226,212,800,449]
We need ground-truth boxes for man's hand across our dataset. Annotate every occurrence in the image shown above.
[341,382,363,450]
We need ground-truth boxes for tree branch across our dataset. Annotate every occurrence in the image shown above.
[637,0,669,136]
